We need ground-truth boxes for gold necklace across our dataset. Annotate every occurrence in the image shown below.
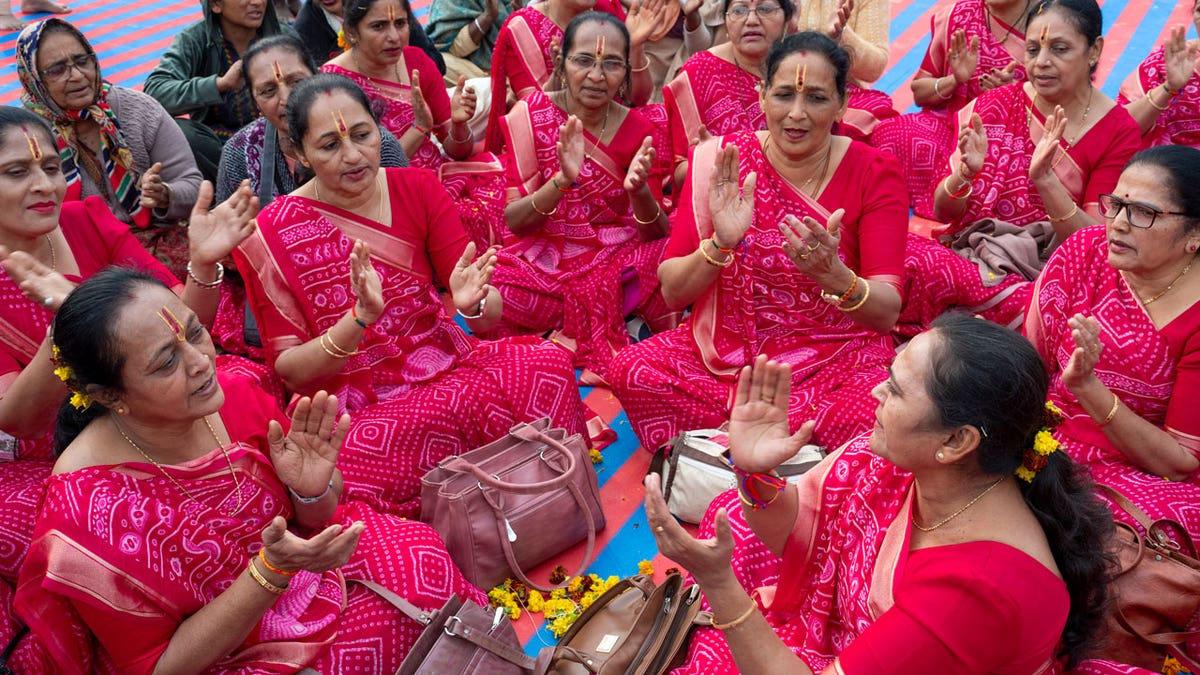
[913,477,1005,532]
[115,416,244,513]
[765,137,832,197]
[1029,88,1093,147]
[315,172,386,223]
[44,233,56,271]
[560,92,610,162]
[1128,261,1192,306]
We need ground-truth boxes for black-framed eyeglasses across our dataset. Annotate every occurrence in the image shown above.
[39,53,97,82]
[725,4,782,20]
[565,54,627,75]
[1098,193,1186,230]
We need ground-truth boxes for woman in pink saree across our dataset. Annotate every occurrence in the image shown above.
[611,34,906,452]
[234,74,587,517]
[322,0,508,248]
[1117,0,1200,150]
[9,269,484,673]
[1027,146,1200,549]
[898,0,1141,339]
[485,13,675,383]
[662,0,794,183]
[870,0,1028,219]
[647,317,1128,675]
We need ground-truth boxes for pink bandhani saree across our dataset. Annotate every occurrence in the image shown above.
[322,53,508,249]
[870,0,1026,218]
[487,6,562,153]
[487,90,672,382]
[663,51,765,167]
[1027,226,1200,542]
[11,373,484,674]
[610,132,906,451]
[234,167,587,516]
[1117,45,1200,149]
[896,83,1142,338]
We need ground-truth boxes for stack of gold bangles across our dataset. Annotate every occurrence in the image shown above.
[700,237,734,267]
[320,330,358,358]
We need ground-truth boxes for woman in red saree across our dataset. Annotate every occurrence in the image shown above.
[662,0,793,184]
[611,34,906,452]
[235,74,587,517]
[869,0,1028,219]
[322,0,508,248]
[10,269,484,673]
[1026,147,1200,552]
[486,13,675,383]
[1117,2,1200,150]
[898,0,1141,339]
[647,318,1129,675]
[485,0,663,153]
[0,106,261,616]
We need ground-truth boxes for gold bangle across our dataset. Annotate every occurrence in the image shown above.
[319,331,358,358]
[247,558,288,595]
[630,59,650,73]
[448,124,473,144]
[737,483,781,510]
[633,205,661,225]
[822,275,860,307]
[1097,393,1120,428]
[1048,204,1079,223]
[699,238,733,267]
[942,176,973,201]
[1146,86,1171,112]
[710,602,757,631]
[531,190,558,217]
[258,548,298,577]
[840,278,871,312]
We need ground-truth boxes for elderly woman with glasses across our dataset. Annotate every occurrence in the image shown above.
[663,0,794,186]
[16,18,203,279]
[1027,145,1200,548]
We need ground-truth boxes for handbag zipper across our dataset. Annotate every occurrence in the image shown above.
[645,585,701,674]
[626,580,679,674]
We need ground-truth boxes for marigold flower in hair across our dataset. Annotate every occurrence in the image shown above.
[337,29,349,51]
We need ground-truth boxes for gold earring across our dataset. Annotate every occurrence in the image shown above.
[117,406,126,415]
[936,451,945,461]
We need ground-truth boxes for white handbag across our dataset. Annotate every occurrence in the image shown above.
[649,430,825,524]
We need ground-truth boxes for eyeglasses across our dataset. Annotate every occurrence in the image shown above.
[1098,193,1186,230]
[39,53,97,82]
[725,4,782,21]
[565,54,627,75]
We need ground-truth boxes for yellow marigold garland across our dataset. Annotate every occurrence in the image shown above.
[1015,402,1063,483]
[51,345,92,410]
[589,448,603,464]
[337,29,349,51]
[488,569,631,637]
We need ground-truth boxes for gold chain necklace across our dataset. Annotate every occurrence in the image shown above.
[913,477,1005,532]
[44,233,56,271]
[315,172,386,223]
[559,91,610,163]
[115,416,244,513]
[1128,261,1192,306]
[765,137,833,197]
[1029,88,1093,147]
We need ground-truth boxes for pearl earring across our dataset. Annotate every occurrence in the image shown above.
[117,406,126,415]
[936,451,945,461]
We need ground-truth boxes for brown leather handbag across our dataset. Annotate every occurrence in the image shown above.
[351,579,537,675]
[1093,485,1200,671]
[421,418,606,592]
[541,573,708,675]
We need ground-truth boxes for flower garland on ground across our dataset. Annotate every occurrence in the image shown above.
[488,559,673,637]
[1015,402,1063,483]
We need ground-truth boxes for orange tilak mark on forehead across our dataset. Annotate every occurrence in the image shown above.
[332,110,350,138]
[21,127,43,161]
[272,60,285,85]
[158,307,186,342]
[1039,24,1050,46]
[794,63,807,93]
[595,35,605,59]
[387,3,395,21]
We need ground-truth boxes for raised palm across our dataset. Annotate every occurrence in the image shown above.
[708,143,755,249]
[188,180,258,266]
[727,355,814,474]
[268,391,350,499]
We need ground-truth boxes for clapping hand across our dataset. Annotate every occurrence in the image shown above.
[626,0,669,48]
[708,143,755,250]
[728,355,815,474]
[349,240,384,324]
[410,69,435,135]
[557,116,586,184]
[1029,105,1066,183]
[1062,313,1104,394]
[623,136,656,193]
[1163,25,1199,94]
[948,30,980,86]
[259,514,364,575]
[779,208,845,280]
[268,391,350,500]
[139,162,170,210]
[979,62,1017,91]
[0,245,75,312]
[826,0,853,41]
[450,75,477,126]
[957,113,987,179]
[188,180,258,267]
[449,241,498,315]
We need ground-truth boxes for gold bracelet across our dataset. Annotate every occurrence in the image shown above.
[942,175,973,201]
[247,558,288,595]
[531,190,558,217]
[737,483,781,510]
[710,602,757,631]
[1146,86,1171,112]
[1097,393,1120,428]
[448,124,473,144]
[319,331,358,358]
[258,548,298,577]
[633,205,661,225]
[1048,204,1079,223]
[699,237,733,268]
[840,278,871,312]
[630,58,650,73]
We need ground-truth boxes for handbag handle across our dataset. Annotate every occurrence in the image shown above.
[440,427,580,495]
[487,477,599,593]
[1099,484,1199,558]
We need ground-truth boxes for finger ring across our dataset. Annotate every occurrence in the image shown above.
[763,397,774,404]
[806,242,820,253]
[41,296,54,307]
[797,251,810,261]
[655,526,665,533]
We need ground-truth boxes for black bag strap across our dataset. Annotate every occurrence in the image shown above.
[0,624,28,675]
[259,127,278,207]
